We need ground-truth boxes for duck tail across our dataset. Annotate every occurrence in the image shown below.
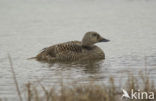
[27,57,37,60]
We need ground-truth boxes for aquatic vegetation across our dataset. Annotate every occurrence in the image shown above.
[2,55,155,101]
[23,73,155,101]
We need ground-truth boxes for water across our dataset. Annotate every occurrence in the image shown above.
[0,0,156,100]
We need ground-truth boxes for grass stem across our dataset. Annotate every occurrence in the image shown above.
[8,54,23,101]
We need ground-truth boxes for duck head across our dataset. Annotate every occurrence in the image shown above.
[82,31,110,47]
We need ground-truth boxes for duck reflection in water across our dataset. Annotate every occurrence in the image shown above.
[47,59,104,74]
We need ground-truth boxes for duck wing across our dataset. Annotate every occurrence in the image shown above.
[36,41,83,61]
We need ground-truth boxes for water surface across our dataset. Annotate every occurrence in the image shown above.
[0,0,156,100]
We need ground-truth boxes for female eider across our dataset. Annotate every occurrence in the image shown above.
[30,31,109,62]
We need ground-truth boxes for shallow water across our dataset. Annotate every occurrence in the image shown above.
[0,0,156,100]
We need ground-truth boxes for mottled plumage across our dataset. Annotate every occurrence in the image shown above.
[31,31,109,62]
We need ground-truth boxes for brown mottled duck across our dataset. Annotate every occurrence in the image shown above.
[30,31,110,62]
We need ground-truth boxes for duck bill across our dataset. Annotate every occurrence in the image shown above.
[99,37,110,42]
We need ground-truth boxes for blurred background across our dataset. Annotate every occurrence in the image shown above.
[0,0,156,100]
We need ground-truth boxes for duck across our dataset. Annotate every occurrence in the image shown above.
[30,31,110,62]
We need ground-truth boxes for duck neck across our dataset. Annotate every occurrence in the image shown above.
[82,45,93,50]
[82,38,94,50]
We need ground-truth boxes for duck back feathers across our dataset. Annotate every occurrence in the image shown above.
[35,41,104,62]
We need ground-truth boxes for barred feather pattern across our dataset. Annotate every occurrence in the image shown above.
[36,41,104,62]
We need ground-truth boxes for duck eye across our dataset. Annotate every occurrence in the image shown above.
[92,34,100,39]
[92,34,97,37]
